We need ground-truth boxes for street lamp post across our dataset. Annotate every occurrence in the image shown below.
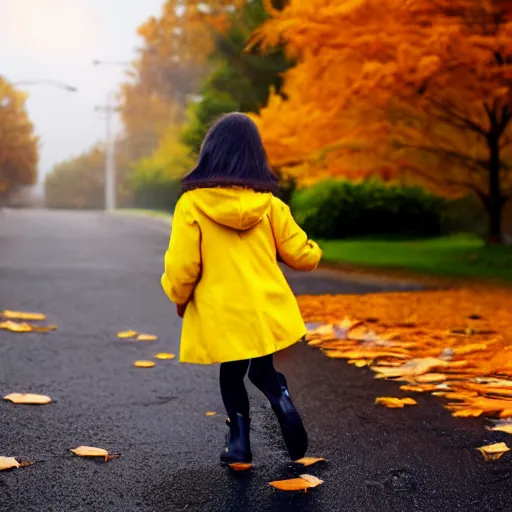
[93,60,129,211]
[95,92,118,211]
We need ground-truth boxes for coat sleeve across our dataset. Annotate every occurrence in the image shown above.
[270,197,322,272]
[161,198,201,305]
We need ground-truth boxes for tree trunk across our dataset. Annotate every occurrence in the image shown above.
[486,135,504,244]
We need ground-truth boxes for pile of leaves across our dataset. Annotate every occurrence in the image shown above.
[299,288,512,420]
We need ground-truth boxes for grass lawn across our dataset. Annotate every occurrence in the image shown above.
[320,234,512,282]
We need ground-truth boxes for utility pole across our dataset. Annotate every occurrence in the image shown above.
[95,91,118,211]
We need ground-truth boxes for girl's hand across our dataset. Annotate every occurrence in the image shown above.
[176,303,187,318]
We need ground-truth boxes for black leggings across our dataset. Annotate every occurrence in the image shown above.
[220,354,282,418]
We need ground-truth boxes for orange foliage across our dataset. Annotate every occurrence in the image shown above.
[299,288,512,420]
[250,0,512,233]
[0,78,38,198]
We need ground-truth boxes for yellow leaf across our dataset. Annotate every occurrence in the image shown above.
[0,320,32,332]
[205,411,217,417]
[71,446,111,462]
[477,442,510,461]
[228,462,252,471]
[452,409,483,418]
[136,334,158,341]
[117,330,138,339]
[134,360,155,368]
[2,310,45,321]
[489,424,512,435]
[4,393,52,405]
[295,457,326,466]
[0,456,20,471]
[270,474,324,491]
[155,352,175,360]
[375,397,417,408]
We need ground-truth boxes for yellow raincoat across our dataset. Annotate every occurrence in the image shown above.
[161,188,322,364]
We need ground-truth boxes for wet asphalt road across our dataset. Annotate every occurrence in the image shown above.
[1,209,511,512]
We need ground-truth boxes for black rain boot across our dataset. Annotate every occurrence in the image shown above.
[220,413,252,465]
[268,373,308,461]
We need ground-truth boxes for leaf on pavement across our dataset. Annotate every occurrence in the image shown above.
[228,462,252,471]
[117,330,138,339]
[4,393,52,405]
[0,320,33,332]
[0,457,20,471]
[477,442,510,461]
[31,325,57,333]
[295,457,326,466]
[71,446,116,462]
[155,353,175,360]
[134,360,155,368]
[375,397,417,408]
[136,334,158,341]
[2,310,46,321]
[270,474,324,491]
[205,411,217,417]
[488,424,512,434]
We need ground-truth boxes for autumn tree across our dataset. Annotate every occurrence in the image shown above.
[250,0,512,243]
[0,78,38,204]
[182,0,290,153]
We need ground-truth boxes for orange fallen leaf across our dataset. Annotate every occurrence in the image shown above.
[117,330,138,339]
[155,353,175,360]
[70,446,117,462]
[375,397,417,408]
[134,360,155,368]
[136,334,158,341]
[270,474,324,491]
[477,442,510,461]
[2,310,46,321]
[295,457,326,466]
[4,393,52,405]
[228,462,252,471]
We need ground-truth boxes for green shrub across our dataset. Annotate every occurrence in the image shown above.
[291,179,447,239]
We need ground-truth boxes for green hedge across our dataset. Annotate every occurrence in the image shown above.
[291,180,447,239]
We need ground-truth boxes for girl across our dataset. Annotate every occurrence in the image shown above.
[161,113,322,465]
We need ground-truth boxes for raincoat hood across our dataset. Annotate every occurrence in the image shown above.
[186,188,273,231]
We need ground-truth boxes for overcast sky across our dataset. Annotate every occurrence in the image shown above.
[0,0,164,181]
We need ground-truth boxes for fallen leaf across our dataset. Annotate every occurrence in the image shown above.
[31,325,57,333]
[134,360,155,368]
[477,442,510,461]
[488,424,512,434]
[270,474,324,491]
[205,411,217,417]
[136,334,158,341]
[0,457,20,471]
[71,446,112,462]
[295,457,326,467]
[2,310,46,321]
[117,330,138,339]
[0,320,33,332]
[375,397,417,408]
[155,353,175,360]
[228,462,252,471]
[4,393,52,405]
[299,474,324,487]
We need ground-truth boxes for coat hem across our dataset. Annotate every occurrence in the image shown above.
[179,332,306,365]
